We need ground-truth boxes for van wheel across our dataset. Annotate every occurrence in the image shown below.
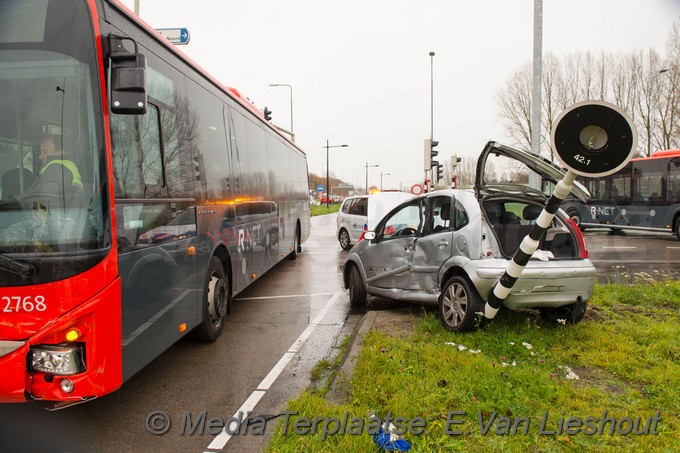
[348,264,367,308]
[539,299,587,325]
[338,229,352,250]
[193,257,229,341]
[439,276,482,332]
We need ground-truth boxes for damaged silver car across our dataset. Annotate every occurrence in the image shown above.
[343,141,596,332]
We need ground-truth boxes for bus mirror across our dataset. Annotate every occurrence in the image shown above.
[551,100,637,177]
[108,34,147,115]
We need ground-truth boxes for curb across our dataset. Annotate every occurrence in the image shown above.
[325,310,378,404]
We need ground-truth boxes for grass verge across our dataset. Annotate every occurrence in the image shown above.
[310,204,340,216]
[268,281,680,451]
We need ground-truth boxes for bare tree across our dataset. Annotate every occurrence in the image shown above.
[496,22,680,161]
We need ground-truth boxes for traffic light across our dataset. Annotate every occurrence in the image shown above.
[423,138,440,171]
[263,107,272,121]
[430,140,439,167]
[436,163,444,182]
[193,152,205,182]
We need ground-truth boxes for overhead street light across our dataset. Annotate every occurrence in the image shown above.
[268,83,294,138]
[365,162,379,195]
[325,140,348,207]
[380,172,391,191]
[649,68,669,156]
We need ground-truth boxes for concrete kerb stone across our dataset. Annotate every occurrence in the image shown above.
[326,307,420,404]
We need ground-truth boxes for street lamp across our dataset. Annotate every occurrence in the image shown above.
[269,84,294,140]
[325,140,348,207]
[380,172,391,191]
[649,68,669,156]
[365,162,379,195]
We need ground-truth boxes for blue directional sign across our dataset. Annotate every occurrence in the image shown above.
[317,184,324,192]
[156,28,190,45]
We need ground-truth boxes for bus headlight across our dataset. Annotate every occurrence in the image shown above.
[29,345,85,375]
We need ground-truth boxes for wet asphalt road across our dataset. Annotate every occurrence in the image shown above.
[0,213,356,453]
[0,216,677,452]
[582,228,680,282]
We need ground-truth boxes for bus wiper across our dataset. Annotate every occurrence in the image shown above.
[0,254,36,276]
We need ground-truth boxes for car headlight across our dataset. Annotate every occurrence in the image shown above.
[29,344,85,375]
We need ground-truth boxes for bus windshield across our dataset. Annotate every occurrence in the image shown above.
[0,0,108,282]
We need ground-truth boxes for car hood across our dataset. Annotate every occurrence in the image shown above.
[474,141,590,202]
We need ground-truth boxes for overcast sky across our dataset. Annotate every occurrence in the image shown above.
[119,0,679,191]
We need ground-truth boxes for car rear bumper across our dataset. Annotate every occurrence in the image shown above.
[467,258,596,308]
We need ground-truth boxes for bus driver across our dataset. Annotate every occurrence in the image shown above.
[30,134,84,209]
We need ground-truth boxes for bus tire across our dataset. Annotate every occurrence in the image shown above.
[194,257,229,342]
[289,224,301,260]
[567,208,585,231]
[675,218,680,241]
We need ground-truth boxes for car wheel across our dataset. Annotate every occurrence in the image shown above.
[539,299,587,325]
[348,264,367,308]
[439,275,482,332]
[339,228,352,250]
[193,257,229,341]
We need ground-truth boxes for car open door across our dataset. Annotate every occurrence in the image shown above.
[361,198,424,291]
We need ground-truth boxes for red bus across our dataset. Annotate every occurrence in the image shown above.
[562,149,680,240]
[0,0,310,404]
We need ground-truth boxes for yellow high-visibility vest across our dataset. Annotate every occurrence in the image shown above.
[40,159,83,187]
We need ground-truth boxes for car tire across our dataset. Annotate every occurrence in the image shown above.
[439,275,482,332]
[338,228,352,250]
[539,299,587,325]
[193,257,229,342]
[348,264,367,308]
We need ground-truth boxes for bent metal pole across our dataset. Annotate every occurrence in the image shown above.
[482,100,636,321]
[483,171,576,320]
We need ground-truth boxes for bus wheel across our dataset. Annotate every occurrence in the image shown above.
[567,208,584,231]
[194,257,229,341]
[675,218,680,241]
[289,225,301,260]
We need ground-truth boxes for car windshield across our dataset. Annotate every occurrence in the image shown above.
[381,200,423,239]
[0,0,108,283]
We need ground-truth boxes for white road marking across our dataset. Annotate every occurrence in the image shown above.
[235,292,335,301]
[601,246,638,249]
[206,291,342,450]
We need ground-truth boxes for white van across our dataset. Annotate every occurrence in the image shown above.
[336,192,414,249]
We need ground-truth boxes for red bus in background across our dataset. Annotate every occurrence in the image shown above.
[562,149,680,240]
[0,0,310,405]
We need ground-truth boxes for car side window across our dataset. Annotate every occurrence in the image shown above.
[350,198,367,216]
[341,199,353,214]
[381,199,423,239]
[454,200,469,231]
[429,196,453,234]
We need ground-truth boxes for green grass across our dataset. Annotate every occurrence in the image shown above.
[268,281,680,452]
[310,204,340,216]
